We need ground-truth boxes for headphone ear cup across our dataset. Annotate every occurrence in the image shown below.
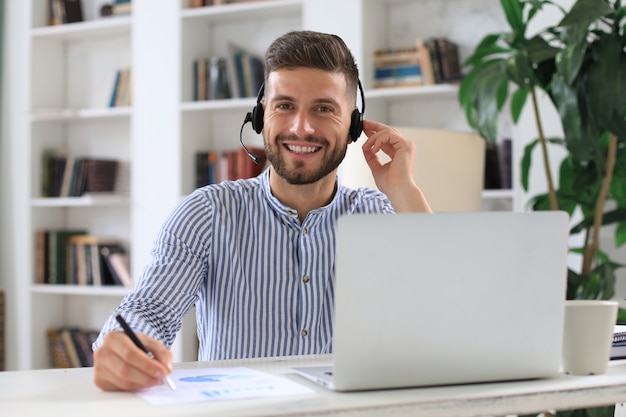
[251,104,264,134]
[349,109,363,142]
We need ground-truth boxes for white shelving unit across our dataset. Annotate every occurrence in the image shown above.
[8,0,518,370]
[11,0,134,370]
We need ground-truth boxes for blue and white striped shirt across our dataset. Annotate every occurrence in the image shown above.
[94,168,394,361]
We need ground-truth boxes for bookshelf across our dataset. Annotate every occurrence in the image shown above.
[9,0,133,370]
[7,0,530,370]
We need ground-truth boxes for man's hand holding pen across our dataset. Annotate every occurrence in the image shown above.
[93,321,175,392]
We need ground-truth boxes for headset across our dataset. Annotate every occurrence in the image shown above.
[239,79,366,163]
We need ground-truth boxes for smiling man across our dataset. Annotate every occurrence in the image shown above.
[92,30,432,392]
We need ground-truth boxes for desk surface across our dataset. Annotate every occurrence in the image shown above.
[3,355,626,417]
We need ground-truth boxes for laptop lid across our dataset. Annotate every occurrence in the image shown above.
[327,211,569,391]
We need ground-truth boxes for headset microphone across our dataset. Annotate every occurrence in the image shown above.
[239,112,262,164]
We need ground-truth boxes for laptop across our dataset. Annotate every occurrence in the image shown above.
[293,211,570,391]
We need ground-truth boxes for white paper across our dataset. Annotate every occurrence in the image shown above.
[137,366,314,405]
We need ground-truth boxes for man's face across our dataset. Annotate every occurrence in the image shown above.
[262,68,354,185]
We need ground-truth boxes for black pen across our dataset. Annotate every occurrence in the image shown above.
[114,311,176,391]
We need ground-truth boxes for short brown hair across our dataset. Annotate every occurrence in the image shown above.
[264,31,360,99]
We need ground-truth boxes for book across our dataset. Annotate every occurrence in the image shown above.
[208,56,231,100]
[49,0,63,25]
[373,47,422,88]
[112,2,132,15]
[41,150,68,197]
[110,67,132,107]
[47,327,100,368]
[48,0,84,25]
[46,229,88,284]
[71,328,100,367]
[196,58,208,101]
[195,151,220,187]
[100,244,132,287]
[85,159,119,193]
[108,69,121,107]
[35,229,49,284]
[436,38,462,82]
[47,328,71,368]
[59,328,82,368]
[423,37,462,84]
[417,39,435,85]
[62,0,84,23]
[227,43,264,98]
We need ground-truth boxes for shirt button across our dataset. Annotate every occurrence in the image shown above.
[287,210,294,216]
[301,329,308,337]
[303,275,310,283]
[303,228,308,235]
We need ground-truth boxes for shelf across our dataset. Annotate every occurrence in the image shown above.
[366,84,459,100]
[31,284,130,297]
[181,97,256,113]
[30,107,132,122]
[181,0,302,22]
[31,194,130,208]
[31,16,132,41]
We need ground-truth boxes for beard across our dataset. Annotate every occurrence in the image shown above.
[264,133,348,185]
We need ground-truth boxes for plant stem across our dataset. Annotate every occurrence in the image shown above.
[530,87,559,210]
[582,133,618,275]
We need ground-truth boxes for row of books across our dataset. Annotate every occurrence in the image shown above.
[373,38,462,88]
[109,67,132,107]
[35,229,131,287]
[48,0,84,26]
[41,151,119,198]
[193,57,231,101]
[47,327,100,368]
[193,43,264,101]
[195,147,267,188]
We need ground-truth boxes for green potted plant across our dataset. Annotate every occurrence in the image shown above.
[459,0,626,302]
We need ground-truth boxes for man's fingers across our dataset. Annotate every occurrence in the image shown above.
[93,331,170,391]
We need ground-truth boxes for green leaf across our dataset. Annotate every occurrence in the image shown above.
[510,87,529,123]
[520,139,539,191]
[558,0,613,27]
[588,404,617,417]
[466,61,510,142]
[615,221,626,247]
[584,36,626,138]
[458,68,476,108]
[597,262,616,300]
[555,32,587,85]
[505,52,531,87]
[569,208,626,234]
[500,0,525,36]
[526,33,560,65]
[551,74,588,160]
[567,268,582,300]
[463,33,511,68]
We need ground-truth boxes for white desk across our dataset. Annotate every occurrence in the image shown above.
[2,355,626,417]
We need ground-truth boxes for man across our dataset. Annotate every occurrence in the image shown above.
[92,30,432,391]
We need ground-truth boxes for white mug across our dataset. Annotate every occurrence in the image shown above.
[562,300,618,375]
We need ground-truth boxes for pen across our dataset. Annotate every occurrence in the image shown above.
[114,311,177,391]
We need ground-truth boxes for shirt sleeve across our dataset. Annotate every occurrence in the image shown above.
[92,191,211,351]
